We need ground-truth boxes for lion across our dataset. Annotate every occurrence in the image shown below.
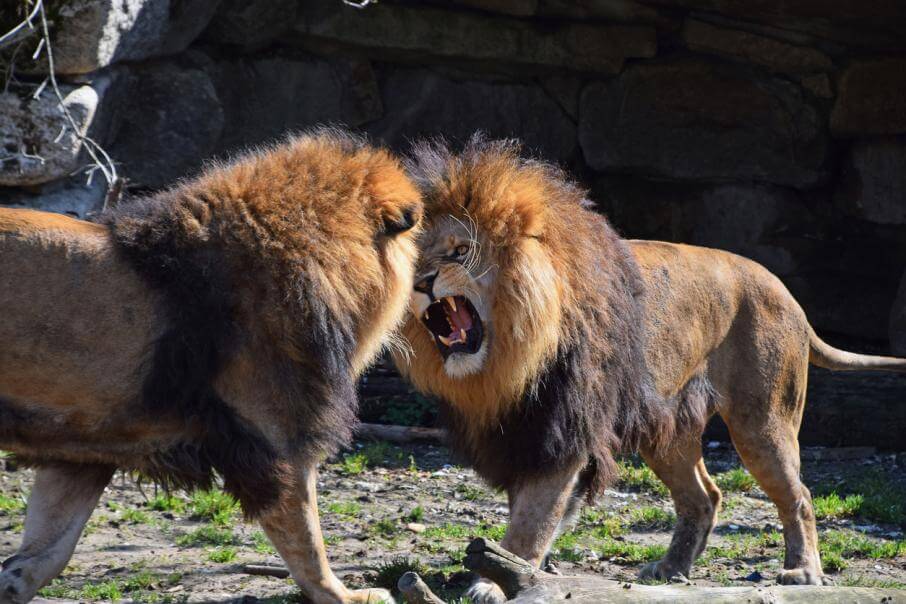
[0,129,422,604]
[393,136,906,602]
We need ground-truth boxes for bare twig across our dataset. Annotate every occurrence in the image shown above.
[35,1,123,208]
[0,0,41,50]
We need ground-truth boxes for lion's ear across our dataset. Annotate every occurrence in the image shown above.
[382,205,421,236]
[509,184,547,239]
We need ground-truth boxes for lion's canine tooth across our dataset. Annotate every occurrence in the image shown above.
[460,328,467,341]
[423,311,429,321]
[446,296,457,312]
[438,335,453,347]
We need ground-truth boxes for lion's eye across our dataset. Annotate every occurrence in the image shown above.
[454,244,469,257]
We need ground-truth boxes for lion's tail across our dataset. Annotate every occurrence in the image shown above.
[808,326,906,372]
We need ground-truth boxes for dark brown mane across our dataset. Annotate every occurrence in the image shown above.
[406,135,710,498]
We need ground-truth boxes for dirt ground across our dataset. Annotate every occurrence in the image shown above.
[0,440,903,603]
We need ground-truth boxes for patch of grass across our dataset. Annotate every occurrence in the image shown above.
[599,537,667,563]
[361,441,403,466]
[815,472,906,527]
[405,506,425,523]
[627,506,676,530]
[326,501,361,518]
[408,455,418,474]
[819,529,904,571]
[0,493,25,515]
[374,556,429,591]
[208,546,238,563]
[578,507,626,538]
[371,518,399,539]
[552,532,586,562]
[813,492,864,520]
[839,576,906,588]
[120,508,151,524]
[455,483,487,501]
[324,534,342,546]
[252,531,276,554]
[340,452,368,476]
[422,522,507,541]
[715,467,757,493]
[176,526,237,547]
[188,489,240,525]
[81,580,123,601]
[147,494,186,514]
[703,531,782,562]
[616,459,668,496]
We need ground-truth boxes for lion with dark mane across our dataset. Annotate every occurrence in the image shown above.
[394,136,906,603]
[0,129,421,604]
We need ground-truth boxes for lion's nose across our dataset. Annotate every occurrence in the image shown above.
[414,272,437,298]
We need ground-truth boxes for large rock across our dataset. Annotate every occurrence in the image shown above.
[1,176,107,219]
[636,0,906,51]
[294,2,655,75]
[0,75,113,186]
[39,0,221,75]
[579,59,828,188]
[682,19,833,73]
[594,176,903,340]
[208,55,382,155]
[831,59,906,137]
[202,0,297,48]
[110,63,222,189]
[367,68,578,165]
[836,137,906,225]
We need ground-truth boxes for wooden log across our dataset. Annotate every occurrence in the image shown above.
[464,538,906,603]
[355,422,446,444]
[398,571,445,604]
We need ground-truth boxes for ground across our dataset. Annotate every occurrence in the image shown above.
[0,441,903,603]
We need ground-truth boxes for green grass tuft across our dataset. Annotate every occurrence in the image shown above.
[188,489,240,525]
[406,506,425,523]
[176,526,237,547]
[147,494,186,514]
[0,493,25,515]
[616,459,669,496]
[374,556,428,591]
[340,452,368,476]
[326,501,361,518]
[715,467,757,493]
[208,546,238,563]
[252,530,276,554]
[813,492,864,520]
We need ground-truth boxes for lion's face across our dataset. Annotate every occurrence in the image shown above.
[409,216,494,377]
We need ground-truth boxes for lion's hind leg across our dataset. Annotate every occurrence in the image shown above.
[723,392,827,586]
[0,462,114,604]
[638,434,721,582]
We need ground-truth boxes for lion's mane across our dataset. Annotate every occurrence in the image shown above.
[403,137,708,497]
[106,129,419,515]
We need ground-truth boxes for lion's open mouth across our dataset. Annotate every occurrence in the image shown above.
[420,296,484,359]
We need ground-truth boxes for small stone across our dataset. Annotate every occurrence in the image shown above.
[406,522,426,534]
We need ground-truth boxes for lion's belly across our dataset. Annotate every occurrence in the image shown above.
[0,208,163,419]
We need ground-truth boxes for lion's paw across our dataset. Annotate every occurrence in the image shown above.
[465,578,507,604]
[638,560,690,584]
[777,567,832,586]
[0,569,31,604]
[345,587,395,603]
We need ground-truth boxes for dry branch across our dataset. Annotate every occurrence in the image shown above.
[355,423,446,445]
[464,538,906,603]
[241,564,290,579]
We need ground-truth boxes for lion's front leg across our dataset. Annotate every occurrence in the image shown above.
[0,462,114,604]
[258,461,393,604]
[466,460,584,604]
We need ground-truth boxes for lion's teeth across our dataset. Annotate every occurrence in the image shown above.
[446,296,457,312]
[423,311,429,321]
[438,335,452,347]
[460,328,467,341]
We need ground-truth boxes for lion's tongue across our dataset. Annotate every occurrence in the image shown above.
[446,303,473,342]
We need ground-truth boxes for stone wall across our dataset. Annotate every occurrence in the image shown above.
[2,0,906,446]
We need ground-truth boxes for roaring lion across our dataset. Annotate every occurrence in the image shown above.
[393,136,906,601]
[0,129,421,604]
